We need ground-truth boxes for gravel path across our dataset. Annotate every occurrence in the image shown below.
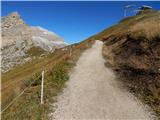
[52,40,153,120]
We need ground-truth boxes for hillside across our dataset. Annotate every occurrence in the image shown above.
[1,37,94,119]
[1,12,66,72]
[96,9,160,117]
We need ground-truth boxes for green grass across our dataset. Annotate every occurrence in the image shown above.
[2,61,71,120]
[26,46,46,57]
[1,39,94,120]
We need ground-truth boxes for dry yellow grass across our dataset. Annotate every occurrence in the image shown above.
[101,10,160,118]
[1,39,94,112]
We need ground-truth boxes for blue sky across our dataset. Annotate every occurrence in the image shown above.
[2,1,160,44]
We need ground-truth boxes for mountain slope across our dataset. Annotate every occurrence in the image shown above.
[92,9,160,118]
[1,12,67,72]
[1,12,33,72]
[1,38,94,119]
[31,26,66,51]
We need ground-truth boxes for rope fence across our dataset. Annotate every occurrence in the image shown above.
[1,41,93,114]
[1,72,43,114]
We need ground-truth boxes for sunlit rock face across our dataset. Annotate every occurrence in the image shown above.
[31,26,67,51]
[1,12,67,72]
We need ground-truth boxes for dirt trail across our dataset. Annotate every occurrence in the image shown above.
[52,40,153,120]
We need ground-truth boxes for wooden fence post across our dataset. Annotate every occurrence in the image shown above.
[41,71,44,104]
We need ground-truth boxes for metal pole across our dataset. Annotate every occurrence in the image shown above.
[124,8,127,17]
[124,5,136,18]
[41,71,44,104]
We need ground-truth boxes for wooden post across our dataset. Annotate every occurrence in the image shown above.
[69,47,72,57]
[41,71,44,104]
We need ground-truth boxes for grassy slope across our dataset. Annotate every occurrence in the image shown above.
[93,10,159,41]
[25,46,47,57]
[96,10,160,118]
[2,39,94,119]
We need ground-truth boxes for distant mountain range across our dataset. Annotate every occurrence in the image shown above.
[1,12,67,72]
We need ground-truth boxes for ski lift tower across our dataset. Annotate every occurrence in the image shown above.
[134,5,152,15]
[124,5,136,17]
[140,5,152,10]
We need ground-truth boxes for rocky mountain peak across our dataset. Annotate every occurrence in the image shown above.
[2,12,31,47]
[2,12,25,30]
[9,12,20,19]
[1,12,67,72]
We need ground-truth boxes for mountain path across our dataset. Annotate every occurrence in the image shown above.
[52,40,153,120]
